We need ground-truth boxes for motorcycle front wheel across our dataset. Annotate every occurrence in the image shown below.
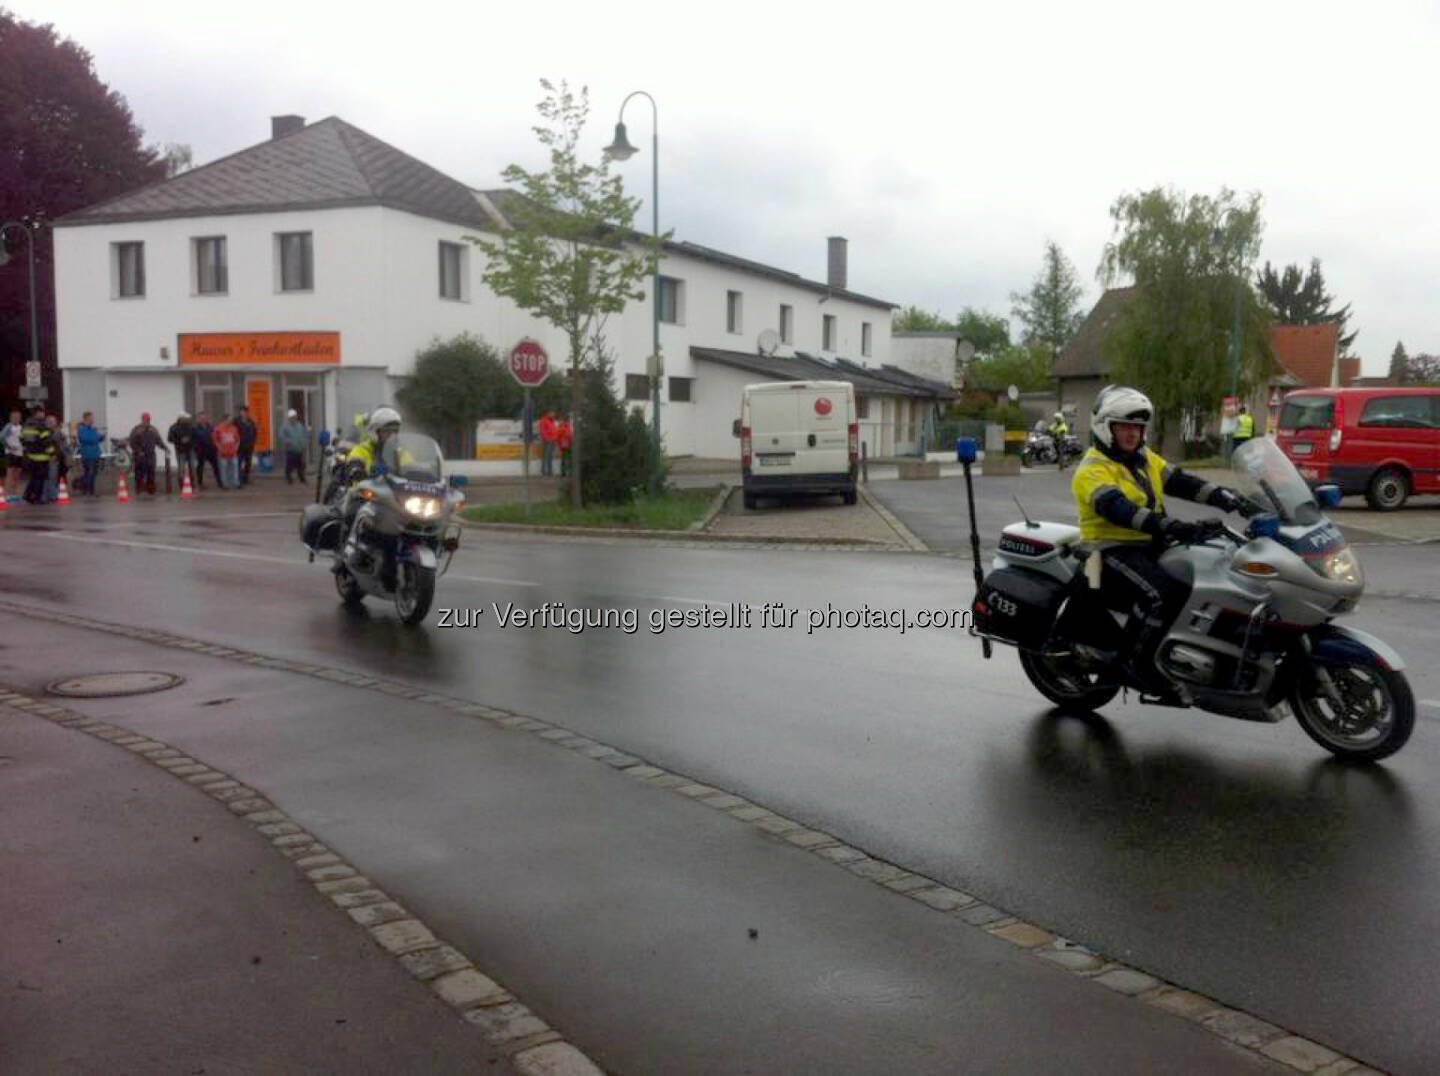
[395,562,436,626]
[1019,650,1121,712]
[334,566,365,607]
[1290,653,1414,762]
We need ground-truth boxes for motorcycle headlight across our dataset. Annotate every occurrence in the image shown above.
[1322,547,1361,584]
[403,495,441,519]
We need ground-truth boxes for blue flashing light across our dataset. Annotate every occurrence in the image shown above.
[955,437,977,464]
[1314,484,1342,509]
[1247,513,1282,540]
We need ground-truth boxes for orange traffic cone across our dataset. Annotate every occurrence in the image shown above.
[180,467,194,499]
[56,476,71,504]
[116,472,131,503]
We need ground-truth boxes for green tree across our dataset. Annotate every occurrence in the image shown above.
[891,306,954,332]
[953,306,1010,358]
[1010,241,1085,351]
[571,334,654,504]
[0,10,167,404]
[964,342,1053,393]
[1098,187,1274,456]
[470,79,663,506]
[1255,258,1357,356]
[1388,341,1410,385]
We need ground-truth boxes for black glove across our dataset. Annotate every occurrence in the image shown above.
[1162,518,1203,544]
[1209,487,1257,516]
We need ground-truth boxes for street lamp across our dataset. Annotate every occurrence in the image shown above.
[0,219,40,391]
[1211,207,1244,458]
[603,91,661,493]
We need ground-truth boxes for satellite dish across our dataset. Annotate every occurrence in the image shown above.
[1007,384,1019,402]
[956,340,976,362]
[757,329,780,356]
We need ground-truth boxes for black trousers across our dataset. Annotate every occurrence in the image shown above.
[24,460,48,502]
[238,447,254,484]
[1100,543,1189,674]
[196,450,222,487]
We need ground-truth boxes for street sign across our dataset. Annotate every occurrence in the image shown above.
[1269,388,1283,407]
[509,339,550,387]
[25,360,41,386]
[18,385,48,401]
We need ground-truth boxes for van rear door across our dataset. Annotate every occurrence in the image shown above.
[750,384,850,475]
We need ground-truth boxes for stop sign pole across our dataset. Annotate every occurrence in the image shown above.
[509,340,550,515]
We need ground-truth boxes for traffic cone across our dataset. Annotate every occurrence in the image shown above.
[179,467,194,499]
[0,479,7,510]
[56,477,71,505]
[116,472,131,503]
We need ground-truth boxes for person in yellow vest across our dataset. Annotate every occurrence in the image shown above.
[1071,385,1252,694]
[1047,410,1071,470]
[1233,403,1255,448]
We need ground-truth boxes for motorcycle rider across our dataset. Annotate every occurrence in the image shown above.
[1070,385,1251,695]
[337,407,404,588]
[1048,410,1072,470]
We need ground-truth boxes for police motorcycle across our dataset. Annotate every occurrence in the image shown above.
[1022,422,1083,467]
[965,437,1414,762]
[299,432,465,625]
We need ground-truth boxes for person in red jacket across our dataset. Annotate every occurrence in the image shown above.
[557,416,573,477]
[214,413,242,490]
[537,411,558,476]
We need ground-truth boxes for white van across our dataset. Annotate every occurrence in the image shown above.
[735,380,858,509]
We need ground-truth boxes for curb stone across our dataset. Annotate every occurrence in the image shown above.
[0,597,1390,1076]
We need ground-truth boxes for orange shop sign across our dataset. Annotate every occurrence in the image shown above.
[178,332,340,365]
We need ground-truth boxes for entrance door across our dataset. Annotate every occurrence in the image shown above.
[285,387,322,464]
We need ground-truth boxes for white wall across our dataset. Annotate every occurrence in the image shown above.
[890,337,959,386]
[55,206,894,460]
[102,373,185,443]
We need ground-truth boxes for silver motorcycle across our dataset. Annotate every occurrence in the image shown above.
[970,438,1414,762]
[300,433,465,625]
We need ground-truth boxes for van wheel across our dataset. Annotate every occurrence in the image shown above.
[743,492,757,510]
[1365,468,1409,511]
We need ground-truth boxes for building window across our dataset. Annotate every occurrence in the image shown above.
[822,314,836,351]
[856,395,870,419]
[779,304,793,344]
[658,276,683,324]
[726,290,743,334]
[668,376,693,403]
[439,241,466,300]
[194,236,227,295]
[112,242,145,298]
[861,322,872,358]
[277,232,314,291]
[625,374,651,401]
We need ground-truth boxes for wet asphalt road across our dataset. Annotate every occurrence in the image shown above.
[3,497,1439,1072]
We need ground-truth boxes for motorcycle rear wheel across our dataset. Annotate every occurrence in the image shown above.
[1290,654,1414,762]
[395,563,436,626]
[1019,650,1121,712]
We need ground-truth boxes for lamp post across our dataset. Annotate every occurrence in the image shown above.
[0,219,40,393]
[1211,207,1243,459]
[603,91,661,493]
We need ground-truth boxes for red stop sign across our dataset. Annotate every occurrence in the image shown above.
[509,339,550,386]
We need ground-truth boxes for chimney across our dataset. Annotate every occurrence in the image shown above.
[271,115,305,140]
[827,236,848,291]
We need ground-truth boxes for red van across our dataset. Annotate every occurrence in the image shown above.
[1274,387,1440,510]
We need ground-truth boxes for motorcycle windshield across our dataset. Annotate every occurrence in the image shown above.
[1230,438,1323,525]
[380,434,444,485]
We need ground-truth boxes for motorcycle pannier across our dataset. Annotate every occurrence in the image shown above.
[300,504,343,552]
[973,566,1067,650]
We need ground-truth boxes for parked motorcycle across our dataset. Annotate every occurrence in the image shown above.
[299,433,465,625]
[1021,424,1083,467]
[968,438,1414,762]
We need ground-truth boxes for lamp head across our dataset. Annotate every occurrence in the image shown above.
[603,122,639,161]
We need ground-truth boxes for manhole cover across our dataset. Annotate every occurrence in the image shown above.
[47,672,186,698]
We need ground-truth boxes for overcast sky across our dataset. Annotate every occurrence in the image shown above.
[23,0,1439,374]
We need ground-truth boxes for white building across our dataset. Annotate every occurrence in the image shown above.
[55,115,947,462]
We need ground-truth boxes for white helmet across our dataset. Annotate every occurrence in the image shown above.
[1054,411,1064,421]
[366,406,402,437]
[1091,385,1152,449]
